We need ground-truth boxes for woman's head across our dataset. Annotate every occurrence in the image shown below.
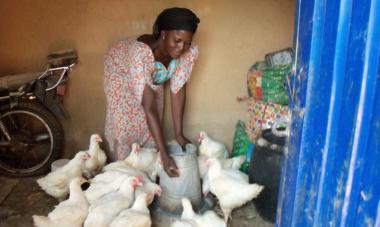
[153,7,200,59]
[153,7,200,39]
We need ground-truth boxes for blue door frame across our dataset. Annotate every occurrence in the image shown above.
[277,0,380,226]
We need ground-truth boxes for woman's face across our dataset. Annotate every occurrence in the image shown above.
[162,30,194,59]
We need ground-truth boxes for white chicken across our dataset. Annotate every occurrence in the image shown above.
[207,158,264,222]
[102,160,129,172]
[33,177,89,227]
[180,197,226,227]
[220,155,246,170]
[88,169,127,184]
[198,155,246,179]
[81,134,107,179]
[135,178,162,205]
[85,173,129,204]
[37,151,89,200]
[86,164,151,204]
[124,143,161,181]
[198,131,229,159]
[84,176,142,227]
[102,161,150,179]
[109,192,152,227]
[202,168,249,196]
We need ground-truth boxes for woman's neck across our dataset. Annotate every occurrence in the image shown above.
[153,47,172,67]
[137,34,171,67]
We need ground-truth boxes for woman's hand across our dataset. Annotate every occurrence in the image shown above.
[176,134,191,151]
[161,153,180,177]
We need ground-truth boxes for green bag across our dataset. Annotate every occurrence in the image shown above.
[232,120,254,173]
[262,90,289,105]
[261,64,291,105]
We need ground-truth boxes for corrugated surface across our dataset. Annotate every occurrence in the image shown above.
[277,0,380,226]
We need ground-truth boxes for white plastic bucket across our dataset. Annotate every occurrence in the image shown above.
[157,143,202,215]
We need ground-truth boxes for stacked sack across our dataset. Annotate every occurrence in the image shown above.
[245,50,292,142]
[237,48,293,222]
[246,99,289,142]
[232,48,292,175]
[247,62,290,105]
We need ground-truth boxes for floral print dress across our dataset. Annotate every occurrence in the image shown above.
[104,37,198,161]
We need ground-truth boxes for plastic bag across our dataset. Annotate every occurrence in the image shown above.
[265,47,294,66]
[247,62,290,105]
[246,98,289,142]
[247,61,267,99]
[232,120,254,173]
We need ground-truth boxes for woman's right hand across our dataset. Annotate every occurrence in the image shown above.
[175,134,191,151]
[161,153,180,177]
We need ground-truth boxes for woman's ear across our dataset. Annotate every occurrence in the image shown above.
[161,31,167,40]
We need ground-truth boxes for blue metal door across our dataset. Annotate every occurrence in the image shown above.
[277,0,380,226]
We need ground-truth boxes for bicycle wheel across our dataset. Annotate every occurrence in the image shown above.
[0,102,64,177]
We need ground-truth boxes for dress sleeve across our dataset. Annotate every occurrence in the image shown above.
[129,43,157,104]
[170,46,199,94]
[104,41,128,99]
[104,39,156,104]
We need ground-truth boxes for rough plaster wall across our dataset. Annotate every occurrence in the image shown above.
[0,0,294,157]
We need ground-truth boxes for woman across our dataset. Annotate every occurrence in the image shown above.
[104,7,200,177]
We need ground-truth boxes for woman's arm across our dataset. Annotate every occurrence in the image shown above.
[171,84,191,149]
[142,84,179,177]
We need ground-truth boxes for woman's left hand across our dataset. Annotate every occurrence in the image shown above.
[176,134,191,151]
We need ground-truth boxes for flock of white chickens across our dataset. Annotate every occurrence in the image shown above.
[32,131,264,227]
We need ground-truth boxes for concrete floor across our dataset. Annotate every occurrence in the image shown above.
[0,176,273,227]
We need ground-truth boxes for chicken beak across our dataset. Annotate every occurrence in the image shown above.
[156,188,162,197]
[146,193,152,203]
[80,178,88,184]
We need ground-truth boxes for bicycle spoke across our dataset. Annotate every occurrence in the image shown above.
[14,154,23,168]
[19,115,31,131]
[0,106,59,175]
[0,141,11,146]
[31,151,40,163]
[6,115,19,131]
[33,132,51,144]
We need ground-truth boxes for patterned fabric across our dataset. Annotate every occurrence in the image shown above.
[247,62,290,105]
[153,59,177,84]
[104,37,198,161]
[245,98,289,141]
